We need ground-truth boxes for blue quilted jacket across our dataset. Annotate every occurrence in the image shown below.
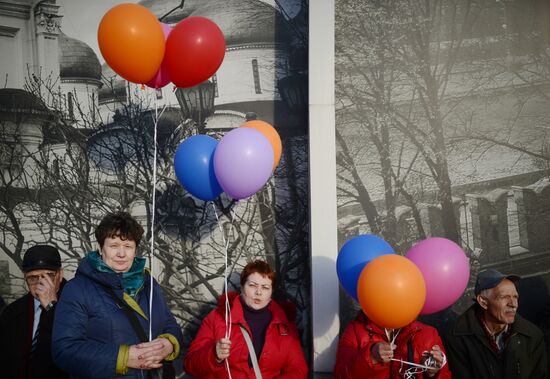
[52,253,183,378]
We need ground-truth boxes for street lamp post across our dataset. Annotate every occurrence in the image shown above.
[277,73,308,117]
[174,80,216,134]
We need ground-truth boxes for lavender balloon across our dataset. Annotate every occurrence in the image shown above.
[213,128,274,200]
[406,237,470,315]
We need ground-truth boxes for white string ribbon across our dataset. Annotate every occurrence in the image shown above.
[212,201,236,379]
[148,94,168,341]
[391,350,447,379]
[384,327,447,378]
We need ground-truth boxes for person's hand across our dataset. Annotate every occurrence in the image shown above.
[35,273,58,308]
[127,338,173,369]
[215,338,232,362]
[370,342,393,364]
[422,345,445,377]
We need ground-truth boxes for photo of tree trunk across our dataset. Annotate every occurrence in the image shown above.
[335,0,550,342]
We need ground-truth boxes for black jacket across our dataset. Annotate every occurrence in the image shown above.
[0,280,68,379]
[445,304,547,379]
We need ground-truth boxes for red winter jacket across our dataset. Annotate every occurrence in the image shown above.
[184,292,308,379]
[334,314,451,379]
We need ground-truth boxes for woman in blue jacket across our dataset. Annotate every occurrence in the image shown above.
[52,211,183,378]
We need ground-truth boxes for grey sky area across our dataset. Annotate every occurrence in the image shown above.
[57,0,138,64]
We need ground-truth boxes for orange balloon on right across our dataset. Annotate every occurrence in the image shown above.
[357,254,426,329]
[241,120,282,171]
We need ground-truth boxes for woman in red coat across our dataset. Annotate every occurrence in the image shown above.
[184,260,308,379]
[334,313,451,379]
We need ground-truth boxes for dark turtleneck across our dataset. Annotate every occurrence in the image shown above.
[241,297,272,361]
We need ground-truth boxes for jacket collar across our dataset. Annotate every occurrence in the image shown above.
[453,304,536,338]
[216,291,292,326]
[78,251,146,296]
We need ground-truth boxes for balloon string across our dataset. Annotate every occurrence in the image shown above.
[392,350,447,379]
[147,96,168,341]
[211,201,235,379]
[392,358,433,371]
[211,202,234,338]
[384,328,401,348]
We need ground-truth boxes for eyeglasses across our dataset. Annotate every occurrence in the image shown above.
[25,272,56,284]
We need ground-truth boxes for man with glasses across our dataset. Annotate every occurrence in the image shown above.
[0,245,68,379]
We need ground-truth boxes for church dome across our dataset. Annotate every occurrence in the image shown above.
[0,88,50,115]
[190,0,289,46]
[140,0,289,46]
[138,0,201,24]
[58,33,102,83]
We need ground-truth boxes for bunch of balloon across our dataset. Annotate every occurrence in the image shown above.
[357,255,426,329]
[336,234,395,300]
[145,22,172,89]
[98,4,226,89]
[405,237,470,315]
[241,120,282,171]
[213,121,280,200]
[174,135,223,201]
[173,121,281,202]
[165,16,226,88]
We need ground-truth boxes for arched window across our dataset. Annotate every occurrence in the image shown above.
[212,74,219,98]
[67,91,74,119]
[252,59,262,94]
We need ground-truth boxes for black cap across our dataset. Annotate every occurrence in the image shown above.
[22,245,61,272]
[474,269,520,295]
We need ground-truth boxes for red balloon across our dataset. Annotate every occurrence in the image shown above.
[165,16,226,88]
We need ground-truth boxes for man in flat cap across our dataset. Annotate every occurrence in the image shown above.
[0,245,68,379]
[445,269,547,379]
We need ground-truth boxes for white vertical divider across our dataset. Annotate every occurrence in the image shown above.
[309,0,339,374]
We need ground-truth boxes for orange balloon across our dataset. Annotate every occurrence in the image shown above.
[98,4,165,84]
[241,120,282,171]
[357,255,426,329]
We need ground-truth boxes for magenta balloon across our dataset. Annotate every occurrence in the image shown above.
[213,128,274,200]
[406,237,470,315]
[146,23,172,89]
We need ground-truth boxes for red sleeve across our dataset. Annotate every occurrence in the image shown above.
[183,311,227,377]
[411,326,451,379]
[277,325,308,379]
[333,321,389,379]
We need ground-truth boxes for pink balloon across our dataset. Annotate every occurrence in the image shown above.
[406,237,470,315]
[145,23,172,89]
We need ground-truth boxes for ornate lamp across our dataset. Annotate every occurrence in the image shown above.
[277,73,307,115]
[175,80,215,131]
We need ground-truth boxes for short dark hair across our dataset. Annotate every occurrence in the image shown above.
[240,260,276,288]
[95,212,144,248]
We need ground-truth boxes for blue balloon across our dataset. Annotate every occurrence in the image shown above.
[174,135,223,201]
[336,234,395,300]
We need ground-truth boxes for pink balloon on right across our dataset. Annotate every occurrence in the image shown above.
[406,237,470,315]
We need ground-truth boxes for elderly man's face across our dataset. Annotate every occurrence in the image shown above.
[25,269,63,299]
[478,279,518,325]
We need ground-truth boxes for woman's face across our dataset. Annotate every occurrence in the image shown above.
[101,236,136,273]
[242,272,273,310]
